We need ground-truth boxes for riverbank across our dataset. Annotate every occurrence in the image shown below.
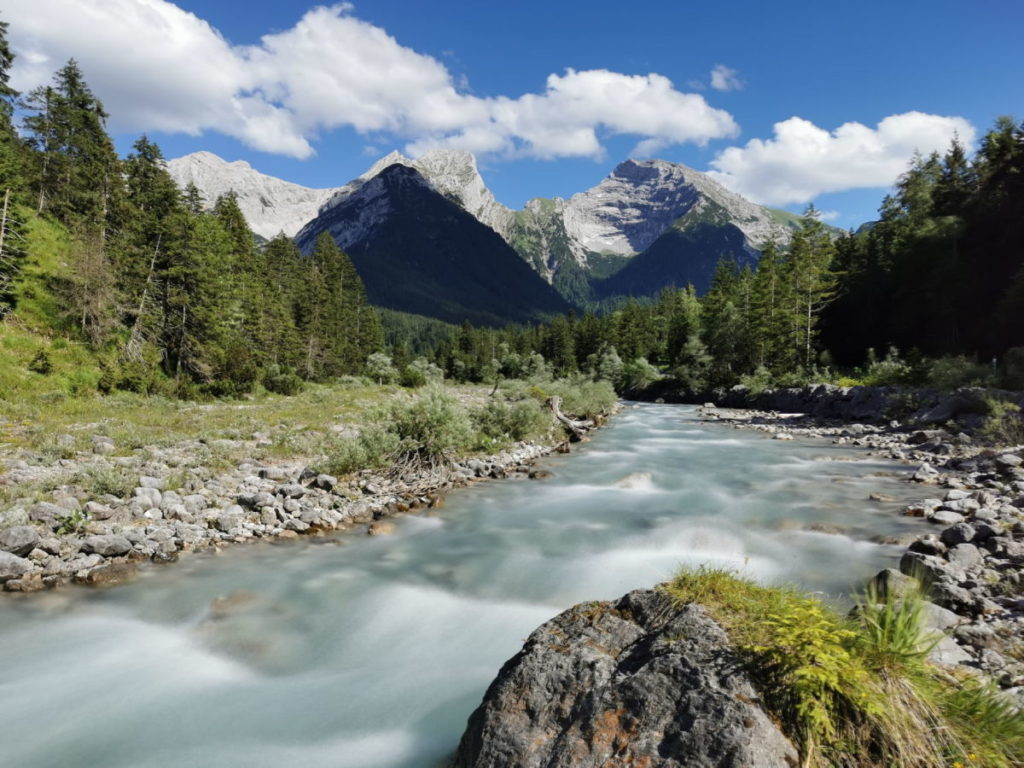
[0,383,612,594]
[698,402,1024,701]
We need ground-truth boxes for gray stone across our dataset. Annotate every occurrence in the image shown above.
[919,601,963,632]
[997,453,1023,469]
[940,522,976,546]
[29,502,63,529]
[0,525,40,556]
[947,543,984,569]
[215,513,242,533]
[182,494,208,513]
[0,551,34,582]
[84,501,115,521]
[928,635,973,667]
[869,568,919,600]
[928,510,965,526]
[278,484,306,499]
[138,475,164,489]
[452,589,798,768]
[81,535,133,557]
[134,487,162,508]
[314,474,337,491]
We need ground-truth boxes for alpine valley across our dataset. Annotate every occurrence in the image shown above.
[168,149,805,324]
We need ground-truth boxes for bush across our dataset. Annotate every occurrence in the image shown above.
[925,355,995,390]
[618,357,660,392]
[28,349,52,374]
[977,398,1024,445]
[322,425,400,476]
[263,366,304,396]
[388,385,474,465]
[473,397,551,444]
[861,347,912,386]
[664,567,1024,768]
[545,376,616,420]
[739,365,774,395]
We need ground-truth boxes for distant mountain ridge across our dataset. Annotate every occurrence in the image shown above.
[166,151,335,239]
[295,164,570,326]
[169,147,810,319]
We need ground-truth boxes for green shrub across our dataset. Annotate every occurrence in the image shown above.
[473,397,551,444]
[28,349,52,375]
[618,357,660,392]
[388,385,474,466]
[739,365,774,395]
[264,369,304,396]
[862,347,912,386]
[545,376,616,420]
[977,398,1024,445]
[81,466,137,499]
[322,425,400,476]
[925,355,995,390]
[664,567,1024,768]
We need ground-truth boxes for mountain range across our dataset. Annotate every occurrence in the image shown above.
[168,149,807,324]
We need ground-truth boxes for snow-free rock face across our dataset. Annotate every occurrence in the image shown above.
[315,149,513,238]
[453,588,798,768]
[167,152,336,239]
[563,158,793,258]
[295,164,570,326]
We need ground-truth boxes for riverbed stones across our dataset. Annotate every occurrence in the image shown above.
[453,589,798,768]
[0,525,40,556]
[81,535,133,557]
[0,551,34,582]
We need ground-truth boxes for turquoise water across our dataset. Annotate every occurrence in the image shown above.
[0,404,924,768]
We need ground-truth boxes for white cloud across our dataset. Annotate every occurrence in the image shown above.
[817,210,841,222]
[710,64,742,92]
[4,1,738,160]
[707,112,976,205]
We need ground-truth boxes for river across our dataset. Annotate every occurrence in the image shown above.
[0,404,926,768]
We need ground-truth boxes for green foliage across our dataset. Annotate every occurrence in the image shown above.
[473,397,550,444]
[387,385,475,464]
[322,424,400,476]
[665,567,1024,768]
[366,352,398,385]
[27,348,51,374]
[80,465,136,499]
[977,398,1024,445]
[925,355,995,390]
[544,376,617,420]
[618,357,660,392]
[861,346,913,386]
[263,367,304,396]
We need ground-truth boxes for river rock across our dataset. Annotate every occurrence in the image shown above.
[81,535,133,557]
[452,588,798,768]
[0,551,34,582]
[0,525,40,556]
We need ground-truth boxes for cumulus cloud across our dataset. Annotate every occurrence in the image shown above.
[710,64,742,92]
[707,112,976,205]
[4,0,738,160]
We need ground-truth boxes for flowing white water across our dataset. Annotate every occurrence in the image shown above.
[0,404,926,768]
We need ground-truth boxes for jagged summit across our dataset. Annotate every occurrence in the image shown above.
[318,148,513,237]
[562,157,793,258]
[167,151,336,240]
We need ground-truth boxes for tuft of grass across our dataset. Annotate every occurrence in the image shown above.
[663,567,1024,768]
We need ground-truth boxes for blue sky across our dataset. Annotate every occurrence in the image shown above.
[5,0,1023,226]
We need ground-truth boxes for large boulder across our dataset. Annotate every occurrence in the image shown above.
[0,525,40,556]
[0,551,34,582]
[452,589,797,768]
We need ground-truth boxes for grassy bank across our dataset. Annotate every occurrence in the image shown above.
[665,568,1024,768]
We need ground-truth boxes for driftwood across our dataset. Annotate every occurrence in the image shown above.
[547,396,594,442]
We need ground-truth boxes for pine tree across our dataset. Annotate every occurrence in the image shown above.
[0,17,27,316]
[784,207,838,369]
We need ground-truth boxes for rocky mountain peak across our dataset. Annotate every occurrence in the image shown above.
[167,151,335,239]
